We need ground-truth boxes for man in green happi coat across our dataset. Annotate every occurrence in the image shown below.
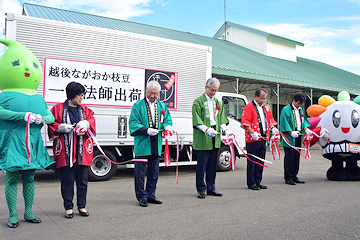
[280,93,311,185]
[129,81,175,207]
[192,77,233,198]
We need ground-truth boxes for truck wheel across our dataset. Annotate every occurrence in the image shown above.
[88,150,117,181]
[217,146,231,171]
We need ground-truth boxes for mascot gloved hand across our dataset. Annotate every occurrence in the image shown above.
[307,91,360,181]
[0,39,55,228]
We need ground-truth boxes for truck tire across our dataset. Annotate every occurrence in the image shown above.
[88,149,117,181]
[217,146,231,171]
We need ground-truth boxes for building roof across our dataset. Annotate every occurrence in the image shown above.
[213,22,304,46]
[22,3,360,94]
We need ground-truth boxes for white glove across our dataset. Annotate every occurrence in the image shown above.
[164,126,176,133]
[251,132,261,141]
[224,129,234,136]
[34,114,42,125]
[76,120,89,130]
[320,128,329,141]
[305,128,312,135]
[272,127,279,135]
[64,124,74,133]
[24,112,36,123]
[56,123,74,133]
[290,131,299,138]
[147,128,158,136]
[206,128,217,137]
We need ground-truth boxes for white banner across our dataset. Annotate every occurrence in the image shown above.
[43,58,146,107]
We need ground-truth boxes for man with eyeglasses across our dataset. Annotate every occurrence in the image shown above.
[129,81,175,207]
[241,88,278,190]
[192,77,233,198]
[280,93,311,185]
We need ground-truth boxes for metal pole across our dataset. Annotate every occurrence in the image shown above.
[236,78,239,94]
[277,84,280,125]
[310,88,313,105]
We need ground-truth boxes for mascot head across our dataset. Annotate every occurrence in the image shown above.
[0,39,41,93]
[307,91,360,156]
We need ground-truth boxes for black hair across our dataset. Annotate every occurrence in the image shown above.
[293,93,306,103]
[66,81,85,100]
[255,88,267,97]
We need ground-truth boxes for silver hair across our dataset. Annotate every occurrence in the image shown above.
[146,81,161,91]
[205,77,220,87]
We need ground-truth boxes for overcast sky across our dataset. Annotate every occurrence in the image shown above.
[1,0,360,75]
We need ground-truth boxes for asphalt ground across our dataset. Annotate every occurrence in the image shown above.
[0,149,359,240]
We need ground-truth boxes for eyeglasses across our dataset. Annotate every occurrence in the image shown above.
[207,87,218,93]
[149,91,159,96]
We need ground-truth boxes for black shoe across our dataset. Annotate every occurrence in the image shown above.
[207,191,223,196]
[64,210,74,219]
[139,199,148,207]
[25,217,41,223]
[147,198,162,204]
[78,209,89,217]
[285,180,296,185]
[257,185,268,189]
[8,222,19,228]
[248,185,260,190]
[294,179,305,184]
[198,192,205,198]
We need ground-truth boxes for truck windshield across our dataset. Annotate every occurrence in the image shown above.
[222,96,246,122]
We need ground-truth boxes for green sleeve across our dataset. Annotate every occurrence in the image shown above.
[129,102,145,136]
[279,106,293,132]
[0,106,25,121]
[218,101,229,125]
[162,105,172,128]
[43,108,55,124]
[301,109,311,129]
[192,101,205,127]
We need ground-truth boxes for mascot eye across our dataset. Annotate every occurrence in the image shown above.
[33,62,38,69]
[351,110,359,128]
[332,110,341,128]
[12,60,20,66]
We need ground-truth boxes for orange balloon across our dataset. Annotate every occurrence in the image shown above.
[318,95,336,107]
[307,105,327,117]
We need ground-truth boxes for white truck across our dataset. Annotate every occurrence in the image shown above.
[4,13,248,181]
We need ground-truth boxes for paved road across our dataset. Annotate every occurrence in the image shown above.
[0,149,359,240]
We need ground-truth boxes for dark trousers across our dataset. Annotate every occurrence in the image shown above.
[59,162,89,210]
[196,138,218,193]
[284,137,302,181]
[134,155,159,201]
[246,140,266,187]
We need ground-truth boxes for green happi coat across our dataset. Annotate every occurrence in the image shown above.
[192,94,229,150]
[129,98,172,156]
[280,104,311,148]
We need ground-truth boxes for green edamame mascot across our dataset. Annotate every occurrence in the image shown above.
[0,39,55,228]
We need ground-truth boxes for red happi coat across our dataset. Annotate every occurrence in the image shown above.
[48,103,96,168]
[241,101,277,143]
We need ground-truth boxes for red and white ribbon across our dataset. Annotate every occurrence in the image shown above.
[162,129,180,184]
[162,130,172,167]
[270,133,280,160]
[221,137,236,170]
[86,129,148,164]
[25,114,47,164]
[25,114,32,164]
[222,135,273,168]
[279,132,309,159]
